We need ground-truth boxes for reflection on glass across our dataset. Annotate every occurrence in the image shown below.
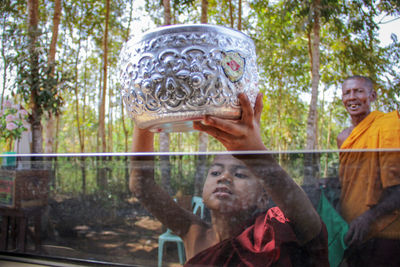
[0,151,398,266]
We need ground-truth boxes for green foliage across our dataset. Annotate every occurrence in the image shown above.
[1,0,399,157]
[15,46,67,116]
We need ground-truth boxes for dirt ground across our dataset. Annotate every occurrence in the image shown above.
[10,194,187,267]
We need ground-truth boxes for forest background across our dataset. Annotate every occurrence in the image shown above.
[0,2,399,261]
[0,0,399,183]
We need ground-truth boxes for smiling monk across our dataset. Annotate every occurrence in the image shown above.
[337,75,400,266]
[130,93,328,266]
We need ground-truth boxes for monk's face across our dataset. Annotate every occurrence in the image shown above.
[342,78,376,119]
[202,155,266,215]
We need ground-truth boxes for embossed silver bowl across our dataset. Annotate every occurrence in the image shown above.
[119,24,259,132]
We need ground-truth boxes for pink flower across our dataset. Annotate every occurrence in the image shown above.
[5,114,15,122]
[18,109,28,118]
[4,100,12,108]
[6,122,17,131]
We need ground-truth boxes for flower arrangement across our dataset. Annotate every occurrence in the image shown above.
[0,100,29,151]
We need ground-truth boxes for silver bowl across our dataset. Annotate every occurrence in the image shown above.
[119,24,259,132]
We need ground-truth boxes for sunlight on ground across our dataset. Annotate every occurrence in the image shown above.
[135,216,162,231]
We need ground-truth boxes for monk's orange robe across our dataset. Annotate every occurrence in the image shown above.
[340,110,400,239]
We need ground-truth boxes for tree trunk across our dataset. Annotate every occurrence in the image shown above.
[99,0,110,154]
[1,11,9,108]
[44,0,62,154]
[228,0,234,28]
[163,0,171,25]
[27,0,42,156]
[304,0,321,185]
[97,0,110,190]
[194,132,208,196]
[195,0,210,195]
[160,132,173,194]
[108,88,113,152]
[158,0,173,194]
[201,0,208,24]
[238,0,242,30]
[323,107,333,177]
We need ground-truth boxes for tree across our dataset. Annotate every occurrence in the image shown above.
[303,0,322,185]
[26,0,41,154]
[99,0,110,154]
[44,0,62,154]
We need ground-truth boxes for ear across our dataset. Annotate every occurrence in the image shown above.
[370,90,377,102]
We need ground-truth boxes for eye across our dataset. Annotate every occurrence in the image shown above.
[235,172,248,179]
[210,171,221,177]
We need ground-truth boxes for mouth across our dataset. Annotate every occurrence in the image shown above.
[347,103,360,111]
[213,187,232,197]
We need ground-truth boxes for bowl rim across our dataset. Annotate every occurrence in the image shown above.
[129,23,253,44]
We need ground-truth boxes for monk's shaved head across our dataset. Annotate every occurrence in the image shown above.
[343,75,374,93]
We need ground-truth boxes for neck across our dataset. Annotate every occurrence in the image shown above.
[209,211,253,242]
[351,110,371,126]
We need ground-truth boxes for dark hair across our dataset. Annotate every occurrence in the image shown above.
[343,75,374,92]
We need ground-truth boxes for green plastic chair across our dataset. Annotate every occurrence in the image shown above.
[1,152,17,168]
[158,196,205,267]
[191,196,204,219]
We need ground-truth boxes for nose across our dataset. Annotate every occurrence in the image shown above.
[217,171,233,185]
[348,90,356,100]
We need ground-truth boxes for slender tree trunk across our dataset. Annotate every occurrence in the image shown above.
[194,0,210,196]
[44,0,62,154]
[228,0,234,28]
[72,38,87,194]
[159,0,173,194]
[108,87,113,152]
[1,60,8,108]
[1,14,8,108]
[304,0,321,185]
[121,0,134,191]
[194,132,208,196]
[99,0,110,154]
[238,0,242,30]
[98,0,110,190]
[323,107,333,177]
[53,114,60,184]
[160,132,173,194]
[201,0,208,24]
[163,0,171,25]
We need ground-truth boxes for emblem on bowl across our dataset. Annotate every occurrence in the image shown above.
[119,24,259,132]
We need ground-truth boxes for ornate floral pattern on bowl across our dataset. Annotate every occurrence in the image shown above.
[119,24,259,132]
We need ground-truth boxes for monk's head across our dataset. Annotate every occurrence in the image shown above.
[202,154,268,216]
[341,75,377,124]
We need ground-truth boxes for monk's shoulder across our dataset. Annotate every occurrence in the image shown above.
[337,127,353,148]
[375,111,400,129]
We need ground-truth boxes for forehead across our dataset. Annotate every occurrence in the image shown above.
[342,78,370,92]
[211,155,248,169]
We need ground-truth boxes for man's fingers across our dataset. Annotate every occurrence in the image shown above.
[202,116,243,136]
[193,120,233,143]
[254,93,264,123]
[238,93,254,125]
